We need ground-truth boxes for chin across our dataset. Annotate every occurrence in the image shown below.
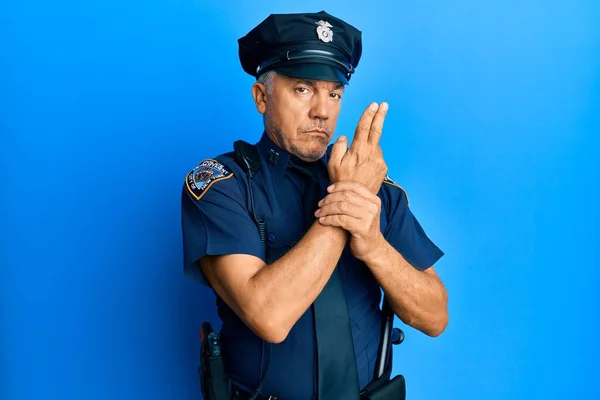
[292,144,327,162]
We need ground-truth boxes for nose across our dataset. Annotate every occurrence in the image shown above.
[308,92,330,121]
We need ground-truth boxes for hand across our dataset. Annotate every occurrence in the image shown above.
[315,181,385,261]
[327,102,388,194]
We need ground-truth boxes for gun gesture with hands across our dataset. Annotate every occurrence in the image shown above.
[327,102,389,193]
[320,102,390,260]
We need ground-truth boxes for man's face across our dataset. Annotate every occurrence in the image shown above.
[255,72,344,162]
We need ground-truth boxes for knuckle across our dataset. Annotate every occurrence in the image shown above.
[370,126,382,136]
[358,123,370,132]
[339,201,349,212]
[377,159,387,172]
[369,202,379,214]
[342,191,351,200]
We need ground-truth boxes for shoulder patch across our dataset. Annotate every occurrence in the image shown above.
[383,175,410,205]
[185,159,233,200]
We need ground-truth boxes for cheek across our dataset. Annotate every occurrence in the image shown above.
[328,106,341,128]
[280,103,308,130]
[266,101,299,137]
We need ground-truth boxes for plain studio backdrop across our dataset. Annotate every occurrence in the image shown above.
[1,1,598,399]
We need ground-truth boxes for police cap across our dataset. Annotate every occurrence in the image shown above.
[238,11,362,84]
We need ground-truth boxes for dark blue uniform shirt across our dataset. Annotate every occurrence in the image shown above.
[181,133,444,400]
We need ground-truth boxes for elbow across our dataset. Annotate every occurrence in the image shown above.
[236,284,294,344]
[244,307,292,344]
[427,288,449,337]
[249,316,291,344]
[257,328,290,344]
[426,311,449,337]
[410,299,448,337]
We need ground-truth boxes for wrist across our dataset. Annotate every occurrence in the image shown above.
[312,222,348,243]
[357,232,387,263]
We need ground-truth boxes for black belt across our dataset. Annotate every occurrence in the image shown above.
[231,384,279,400]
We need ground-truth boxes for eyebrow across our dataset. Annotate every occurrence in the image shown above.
[292,78,345,91]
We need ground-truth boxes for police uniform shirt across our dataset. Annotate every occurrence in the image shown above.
[181,132,444,400]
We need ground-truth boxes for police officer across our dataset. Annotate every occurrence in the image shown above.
[181,11,448,400]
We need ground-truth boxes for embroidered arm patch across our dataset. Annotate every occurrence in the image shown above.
[185,159,233,200]
[383,175,410,205]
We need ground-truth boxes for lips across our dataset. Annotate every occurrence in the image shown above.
[306,130,329,138]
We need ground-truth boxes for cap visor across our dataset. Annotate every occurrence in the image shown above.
[274,63,348,84]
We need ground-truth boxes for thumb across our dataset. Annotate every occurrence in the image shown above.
[329,135,347,165]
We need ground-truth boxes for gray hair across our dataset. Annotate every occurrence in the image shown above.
[257,70,276,94]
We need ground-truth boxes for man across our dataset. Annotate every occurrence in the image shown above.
[181,10,448,400]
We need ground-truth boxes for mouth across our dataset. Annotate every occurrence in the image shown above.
[306,130,329,139]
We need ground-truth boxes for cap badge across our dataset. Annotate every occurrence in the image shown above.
[315,20,333,43]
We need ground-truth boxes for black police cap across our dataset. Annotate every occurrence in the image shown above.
[238,11,362,84]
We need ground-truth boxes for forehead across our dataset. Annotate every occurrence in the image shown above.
[274,73,345,90]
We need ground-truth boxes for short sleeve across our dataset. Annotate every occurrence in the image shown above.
[380,184,444,271]
[181,167,264,286]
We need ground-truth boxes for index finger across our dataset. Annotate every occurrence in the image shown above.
[326,180,375,200]
[368,102,388,145]
[350,102,379,149]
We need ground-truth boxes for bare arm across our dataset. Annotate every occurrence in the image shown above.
[360,237,448,336]
[316,180,449,337]
[200,222,346,343]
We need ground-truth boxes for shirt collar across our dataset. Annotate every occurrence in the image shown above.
[255,132,329,183]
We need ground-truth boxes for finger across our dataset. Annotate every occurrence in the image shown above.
[318,197,379,218]
[368,102,388,145]
[328,135,347,166]
[350,102,379,150]
[315,201,366,220]
[318,214,360,231]
[327,181,379,202]
[318,190,368,208]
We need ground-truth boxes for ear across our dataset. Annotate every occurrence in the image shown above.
[251,82,267,114]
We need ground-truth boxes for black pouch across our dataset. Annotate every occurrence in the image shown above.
[360,375,406,400]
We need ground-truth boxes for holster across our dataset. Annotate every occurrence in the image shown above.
[360,358,406,400]
[360,375,406,400]
[200,323,231,400]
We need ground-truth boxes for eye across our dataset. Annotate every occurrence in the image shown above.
[330,92,342,100]
[295,87,310,94]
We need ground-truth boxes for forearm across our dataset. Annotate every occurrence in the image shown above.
[362,235,448,336]
[249,222,347,334]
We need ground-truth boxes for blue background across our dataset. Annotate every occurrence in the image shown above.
[2,0,599,399]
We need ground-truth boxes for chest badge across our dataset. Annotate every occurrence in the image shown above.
[315,20,334,43]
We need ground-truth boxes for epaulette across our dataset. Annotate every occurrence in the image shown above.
[383,175,410,206]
